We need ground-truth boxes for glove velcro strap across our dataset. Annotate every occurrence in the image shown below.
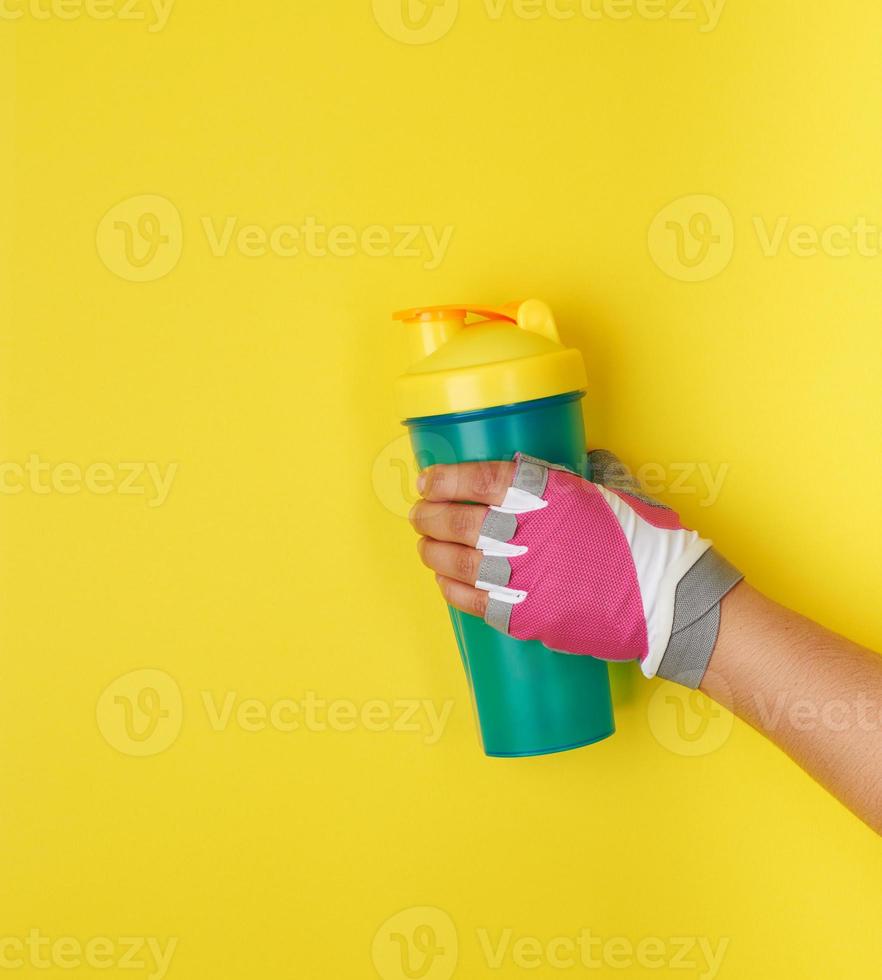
[485,596,514,634]
[656,549,744,688]
[479,509,517,544]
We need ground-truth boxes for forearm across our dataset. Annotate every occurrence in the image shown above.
[701,582,882,835]
[410,455,882,832]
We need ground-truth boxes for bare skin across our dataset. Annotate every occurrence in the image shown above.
[409,460,882,836]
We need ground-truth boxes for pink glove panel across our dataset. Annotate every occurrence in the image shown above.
[477,453,717,677]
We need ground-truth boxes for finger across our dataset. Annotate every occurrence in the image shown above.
[418,461,515,504]
[417,538,482,585]
[409,500,488,546]
[435,574,489,620]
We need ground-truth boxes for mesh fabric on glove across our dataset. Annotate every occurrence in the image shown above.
[475,452,743,687]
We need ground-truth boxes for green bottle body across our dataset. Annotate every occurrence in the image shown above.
[406,391,615,757]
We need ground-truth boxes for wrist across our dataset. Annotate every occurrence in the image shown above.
[698,579,758,705]
[654,550,744,688]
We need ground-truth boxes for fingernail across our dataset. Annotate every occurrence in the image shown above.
[416,472,427,494]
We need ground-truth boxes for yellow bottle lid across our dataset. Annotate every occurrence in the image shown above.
[393,299,587,419]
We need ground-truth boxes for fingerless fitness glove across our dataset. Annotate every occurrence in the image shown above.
[474,451,743,688]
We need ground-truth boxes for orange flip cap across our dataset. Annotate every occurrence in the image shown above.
[393,303,522,324]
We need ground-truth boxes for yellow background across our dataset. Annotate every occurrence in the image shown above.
[2,1,882,978]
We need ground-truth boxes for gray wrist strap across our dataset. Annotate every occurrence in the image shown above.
[656,549,744,689]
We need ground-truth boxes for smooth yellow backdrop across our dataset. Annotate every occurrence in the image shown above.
[2,2,881,979]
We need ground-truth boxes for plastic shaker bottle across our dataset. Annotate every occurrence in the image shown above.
[393,300,615,756]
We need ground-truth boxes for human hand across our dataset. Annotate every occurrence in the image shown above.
[408,451,742,687]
